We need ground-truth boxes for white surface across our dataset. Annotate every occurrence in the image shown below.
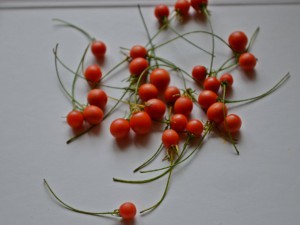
[0,2,300,225]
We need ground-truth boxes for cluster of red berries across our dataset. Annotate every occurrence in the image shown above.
[45,0,291,222]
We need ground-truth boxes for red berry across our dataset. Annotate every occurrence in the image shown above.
[175,0,191,16]
[220,73,234,87]
[66,110,84,128]
[91,41,106,58]
[192,65,207,82]
[87,89,108,109]
[138,83,159,102]
[170,114,188,132]
[83,105,104,125]
[174,96,193,116]
[130,111,152,135]
[186,119,204,137]
[129,57,149,77]
[228,31,248,53]
[110,118,130,139]
[239,52,257,70]
[203,77,221,93]
[154,4,170,21]
[144,98,166,120]
[130,45,147,59]
[198,90,218,110]
[206,102,228,123]
[149,68,170,90]
[164,86,181,105]
[191,0,208,11]
[162,129,180,148]
[84,65,102,84]
[118,202,137,220]
[222,114,242,133]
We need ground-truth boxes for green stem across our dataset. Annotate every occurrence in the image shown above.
[100,57,129,82]
[53,44,83,110]
[133,143,164,173]
[44,179,118,217]
[53,18,94,41]
[224,73,290,104]
[203,8,215,75]
[139,156,174,214]
[247,27,260,52]
[71,44,90,109]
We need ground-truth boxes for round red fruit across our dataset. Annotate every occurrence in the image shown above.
[174,96,193,116]
[206,102,228,123]
[110,118,130,139]
[84,64,102,84]
[170,114,188,132]
[118,202,137,220]
[87,89,108,109]
[129,57,149,77]
[83,105,104,125]
[191,0,208,11]
[175,0,191,16]
[138,83,159,102]
[222,114,242,133]
[144,98,166,120]
[203,77,221,93]
[91,41,106,58]
[154,4,170,21]
[220,73,234,87]
[228,31,248,53]
[66,110,84,128]
[192,65,207,82]
[164,86,181,105]
[198,90,218,110]
[130,45,147,59]
[239,52,257,70]
[129,111,152,135]
[149,68,170,90]
[186,119,204,137]
[162,129,180,148]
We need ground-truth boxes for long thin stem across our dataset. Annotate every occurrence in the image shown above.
[44,179,117,217]
[53,44,83,110]
[139,156,174,214]
[247,27,260,52]
[53,18,94,41]
[203,8,215,74]
[225,73,290,104]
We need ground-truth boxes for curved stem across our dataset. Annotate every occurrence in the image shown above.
[53,18,94,41]
[139,157,174,214]
[203,8,215,75]
[225,73,290,104]
[53,44,83,110]
[133,143,164,173]
[44,179,118,217]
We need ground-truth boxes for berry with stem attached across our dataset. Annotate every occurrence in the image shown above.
[170,114,188,132]
[129,57,149,77]
[138,83,159,102]
[144,98,166,120]
[129,111,152,135]
[207,102,228,123]
[91,41,107,58]
[154,4,170,22]
[239,52,257,70]
[83,105,104,125]
[66,110,84,129]
[87,89,108,110]
[164,86,181,105]
[84,64,102,84]
[228,31,248,53]
[110,118,131,139]
[186,119,204,137]
[149,68,170,91]
[198,90,218,110]
[174,0,191,17]
[174,96,193,116]
[130,45,148,59]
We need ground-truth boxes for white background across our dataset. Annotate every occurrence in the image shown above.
[0,1,300,225]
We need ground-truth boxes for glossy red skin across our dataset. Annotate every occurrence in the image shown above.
[83,105,104,125]
[175,0,191,16]
[186,119,204,137]
[138,83,159,102]
[119,202,137,220]
[198,90,218,110]
[130,45,147,59]
[174,96,193,116]
[87,89,108,109]
[170,114,188,132]
[164,86,181,105]
[220,73,234,87]
[222,114,242,133]
[110,118,130,139]
[203,77,221,93]
[154,4,170,21]
[239,52,257,70]
[129,57,149,76]
[66,110,84,128]
[192,65,207,82]
[91,41,106,58]
[129,111,152,135]
[144,98,166,120]
[84,65,102,83]
[162,129,180,148]
[149,68,170,90]
[206,102,228,123]
[228,31,248,53]
[191,0,208,11]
